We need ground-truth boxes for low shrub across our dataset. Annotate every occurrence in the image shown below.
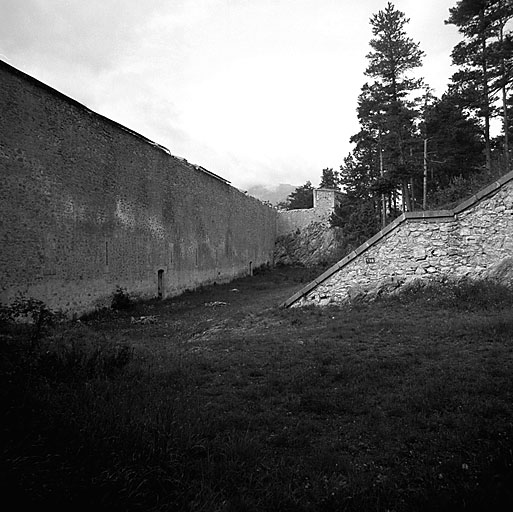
[111,286,133,310]
[0,295,65,345]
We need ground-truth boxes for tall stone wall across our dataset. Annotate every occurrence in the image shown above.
[284,173,513,307]
[0,61,276,313]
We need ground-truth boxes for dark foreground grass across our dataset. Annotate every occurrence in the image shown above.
[1,269,513,511]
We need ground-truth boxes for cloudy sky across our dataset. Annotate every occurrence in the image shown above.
[1,0,462,190]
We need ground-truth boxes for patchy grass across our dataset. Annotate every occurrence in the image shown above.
[1,267,513,511]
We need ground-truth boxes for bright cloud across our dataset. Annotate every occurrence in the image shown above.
[1,0,462,189]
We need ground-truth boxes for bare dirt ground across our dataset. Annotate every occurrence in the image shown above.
[88,265,323,352]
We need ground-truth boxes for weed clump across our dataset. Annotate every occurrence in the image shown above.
[39,333,133,383]
[382,277,513,310]
[111,286,133,310]
[1,294,58,324]
[0,295,133,384]
[0,295,64,345]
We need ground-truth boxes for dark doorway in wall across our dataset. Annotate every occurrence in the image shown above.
[157,269,164,299]
[249,261,253,276]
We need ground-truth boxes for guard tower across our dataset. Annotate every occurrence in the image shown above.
[313,188,343,213]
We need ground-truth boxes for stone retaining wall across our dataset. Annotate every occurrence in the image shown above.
[284,172,513,307]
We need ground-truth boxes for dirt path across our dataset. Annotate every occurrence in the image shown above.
[85,265,324,351]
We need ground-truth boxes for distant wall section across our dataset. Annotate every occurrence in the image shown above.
[276,189,341,236]
[0,61,276,313]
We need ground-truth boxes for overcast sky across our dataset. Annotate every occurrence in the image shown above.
[1,0,462,190]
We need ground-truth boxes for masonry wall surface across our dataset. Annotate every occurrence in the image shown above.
[291,177,513,306]
[313,189,341,211]
[276,208,331,237]
[0,61,276,313]
[276,189,340,237]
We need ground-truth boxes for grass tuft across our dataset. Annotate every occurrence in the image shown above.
[383,277,513,311]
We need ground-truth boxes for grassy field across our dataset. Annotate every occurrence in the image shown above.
[1,266,513,511]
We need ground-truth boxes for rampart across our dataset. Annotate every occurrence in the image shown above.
[0,61,276,313]
[283,172,513,307]
[276,188,341,236]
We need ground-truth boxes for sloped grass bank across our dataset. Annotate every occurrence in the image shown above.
[1,270,513,511]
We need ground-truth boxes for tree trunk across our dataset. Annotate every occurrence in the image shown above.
[480,11,492,172]
[499,16,510,170]
[401,181,412,212]
[503,86,510,171]
[423,138,428,209]
[379,141,386,228]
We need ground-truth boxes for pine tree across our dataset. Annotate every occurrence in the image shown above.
[489,0,513,169]
[446,0,513,171]
[279,181,314,210]
[319,168,340,189]
[424,92,486,193]
[341,2,425,224]
[332,153,381,252]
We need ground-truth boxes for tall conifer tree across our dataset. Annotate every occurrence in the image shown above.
[341,2,425,223]
[446,0,513,171]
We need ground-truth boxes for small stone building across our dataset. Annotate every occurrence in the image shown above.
[283,171,513,307]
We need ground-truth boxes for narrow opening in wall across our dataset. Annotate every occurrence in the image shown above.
[157,269,164,299]
[249,261,253,276]
[105,241,109,266]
